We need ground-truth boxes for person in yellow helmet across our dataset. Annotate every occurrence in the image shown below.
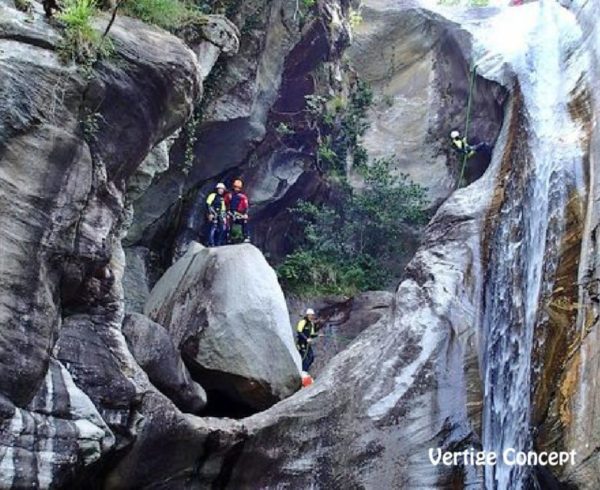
[206,183,227,247]
[225,178,250,243]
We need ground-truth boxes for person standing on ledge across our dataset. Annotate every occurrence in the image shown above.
[226,179,251,243]
[206,182,228,247]
[296,308,322,372]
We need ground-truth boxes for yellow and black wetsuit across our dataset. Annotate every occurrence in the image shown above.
[296,318,318,371]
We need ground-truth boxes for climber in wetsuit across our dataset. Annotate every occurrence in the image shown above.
[450,130,491,158]
[225,179,250,243]
[206,183,228,247]
[296,308,322,372]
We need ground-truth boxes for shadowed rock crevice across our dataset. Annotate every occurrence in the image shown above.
[125,0,354,266]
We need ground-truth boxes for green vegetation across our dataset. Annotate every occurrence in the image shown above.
[182,115,199,173]
[276,76,429,296]
[56,0,208,64]
[349,9,363,29]
[82,111,102,140]
[277,159,428,296]
[303,79,373,175]
[294,0,317,25]
[181,60,226,173]
[121,0,203,31]
[276,122,294,137]
[57,0,112,64]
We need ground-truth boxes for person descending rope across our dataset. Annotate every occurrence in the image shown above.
[450,130,491,159]
[206,183,228,247]
[296,308,322,372]
[451,63,494,186]
[225,179,251,243]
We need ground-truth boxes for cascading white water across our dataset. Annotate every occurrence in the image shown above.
[479,1,586,489]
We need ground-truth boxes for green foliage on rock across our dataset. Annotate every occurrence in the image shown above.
[349,9,363,29]
[121,0,203,31]
[304,79,373,175]
[57,0,111,64]
[277,158,429,296]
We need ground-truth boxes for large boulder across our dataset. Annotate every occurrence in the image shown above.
[122,313,207,414]
[145,242,302,412]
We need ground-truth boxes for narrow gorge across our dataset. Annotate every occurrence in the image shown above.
[1,0,600,489]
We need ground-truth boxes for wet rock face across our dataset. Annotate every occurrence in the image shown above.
[213,88,520,490]
[348,3,507,205]
[0,359,114,489]
[125,0,508,274]
[554,0,600,487]
[0,2,206,485]
[145,243,302,412]
[122,246,153,313]
[0,2,200,402]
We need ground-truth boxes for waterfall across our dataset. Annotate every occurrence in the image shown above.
[480,1,586,489]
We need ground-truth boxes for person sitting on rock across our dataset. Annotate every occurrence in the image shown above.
[450,130,491,158]
[206,182,228,247]
[296,308,322,372]
[225,178,250,243]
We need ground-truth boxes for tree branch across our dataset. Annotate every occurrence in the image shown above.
[101,0,125,42]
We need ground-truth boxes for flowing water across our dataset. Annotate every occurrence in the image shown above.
[479,1,586,489]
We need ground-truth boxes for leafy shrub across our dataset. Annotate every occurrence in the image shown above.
[277,250,377,297]
[121,0,201,30]
[276,122,294,136]
[277,158,429,296]
[349,9,363,29]
[57,0,111,64]
[302,80,373,174]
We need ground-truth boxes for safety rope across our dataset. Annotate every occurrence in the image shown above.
[458,62,478,186]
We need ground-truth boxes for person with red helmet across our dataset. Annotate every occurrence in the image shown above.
[225,178,250,243]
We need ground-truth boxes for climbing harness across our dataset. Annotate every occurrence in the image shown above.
[458,62,478,186]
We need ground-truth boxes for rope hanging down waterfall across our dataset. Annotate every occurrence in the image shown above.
[458,63,478,186]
